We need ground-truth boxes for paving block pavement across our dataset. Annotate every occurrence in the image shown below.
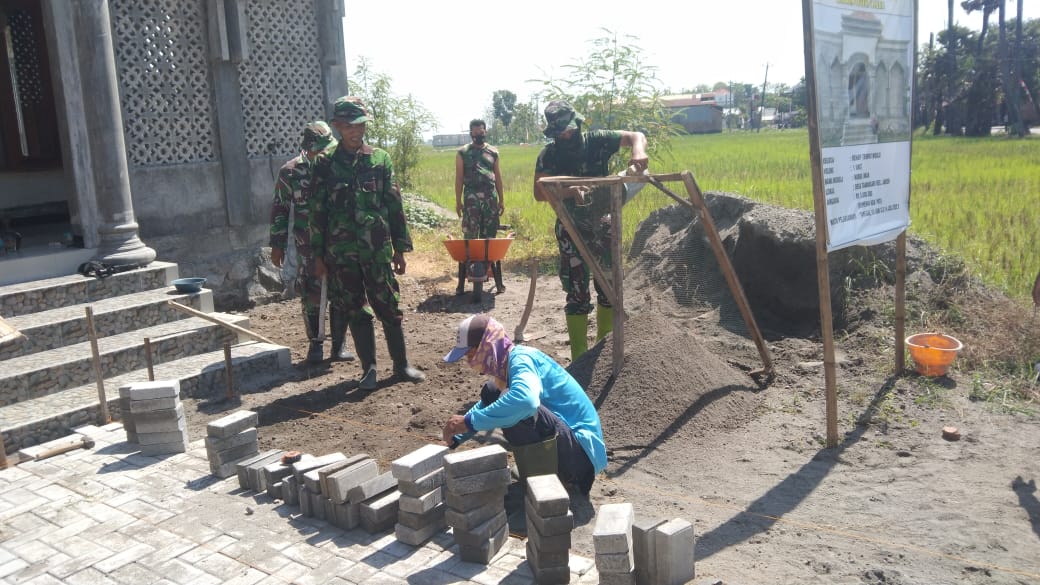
[0,423,605,584]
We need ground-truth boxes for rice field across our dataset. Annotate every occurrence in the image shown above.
[411,129,1040,300]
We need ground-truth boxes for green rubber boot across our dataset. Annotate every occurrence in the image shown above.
[596,305,614,342]
[566,313,589,362]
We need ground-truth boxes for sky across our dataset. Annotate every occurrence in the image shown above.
[343,1,1039,137]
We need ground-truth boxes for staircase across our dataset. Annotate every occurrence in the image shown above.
[0,261,291,455]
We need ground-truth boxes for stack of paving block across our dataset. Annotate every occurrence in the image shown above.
[525,474,574,584]
[117,385,138,443]
[320,453,398,532]
[236,449,285,492]
[353,467,400,533]
[443,445,512,564]
[391,444,449,545]
[123,380,188,456]
[632,517,696,585]
[593,503,636,585]
[293,452,347,519]
[205,410,260,477]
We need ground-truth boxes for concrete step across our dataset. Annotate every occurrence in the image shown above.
[0,313,248,407]
[0,260,179,317]
[0,341,290,454]
[0,286,214,360]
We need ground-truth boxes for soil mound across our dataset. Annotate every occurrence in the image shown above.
[568,311,762,450]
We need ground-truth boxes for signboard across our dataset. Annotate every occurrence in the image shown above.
[809,0,914,251]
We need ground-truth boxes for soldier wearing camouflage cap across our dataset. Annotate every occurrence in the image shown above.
[270,121,363,364]
[533,100,648,362]
[454,118,506,296]
[308,96,425,390]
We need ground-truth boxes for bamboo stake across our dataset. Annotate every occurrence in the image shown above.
[895,233,907,373]
[167,300,276,345]
[143,337,155,381]
[223,343,236,400]
[610,183,625,378]
[85,307,110,425]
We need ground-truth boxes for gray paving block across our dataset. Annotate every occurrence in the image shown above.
[268,480,283,500]
[525,498,574,537]
[138,428,189,446]
[303,468,324,493]
[391,444,448,482]
[299,485,314,516]
[527,511,572,553]
[531,564,570,585]
[633,517,667,585]
[653,518,695,585]
[398,485,442,515]
[397,503,446,531]
[395,519,445,546]
[235,449,283,489]
[313,493,329,521]
[599,570,636,585]
[445,466,511,496]
[444,486,506,513]
[204,427,258,453]
[139,437,189,456]
[211,453,257,479]
[458,523,508,565]
[133,405,185,434]
[318,453,372,495]
[127,379,180,400]
[209,441,260,467]
[283,474,299,505]
[326,458,379,504]
[398,467,445,497]
[361,489,400,533]
[443,444,508,479]
[262,461,294,488]
[332,500,360,530]
[348,471,398,504]
[446,500,504,532]
[293,452,346,482]
[240,450,285,491]
[129,396,178,413]
[206,410,258,438]
[526,474,570,517]
[453,509,507,548]
[593,503,634,555]
[527,541,569,570]
[596,550,635,574]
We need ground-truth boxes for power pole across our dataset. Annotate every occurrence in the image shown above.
[758,63,770,132]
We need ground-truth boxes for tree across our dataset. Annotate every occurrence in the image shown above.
[531,29,678,168]
[492,90,517,127]
[348,57,437,188]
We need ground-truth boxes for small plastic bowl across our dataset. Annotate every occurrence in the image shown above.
[172,277,206,294]
[906,333,963,377]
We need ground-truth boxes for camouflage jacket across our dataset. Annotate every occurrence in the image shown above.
[536,129,623,218]
[269,153,318,254]
[458,143,499,194]
[309,143,412,264]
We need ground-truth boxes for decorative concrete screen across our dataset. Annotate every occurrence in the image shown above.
[7,10,45,115]
[238,0,325,158]
[110,0,218,165]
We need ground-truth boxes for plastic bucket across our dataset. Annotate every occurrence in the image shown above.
[905,333,963,377]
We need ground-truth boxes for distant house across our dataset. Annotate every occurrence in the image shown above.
[432,134,470,148]
[662,93,724,134]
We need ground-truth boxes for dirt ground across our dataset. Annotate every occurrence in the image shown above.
[183,204,1040,585]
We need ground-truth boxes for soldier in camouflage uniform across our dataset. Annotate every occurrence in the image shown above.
[454,119,505,295]
[533,100,648,361]
[309,97,425,390]
[270,121,362,364]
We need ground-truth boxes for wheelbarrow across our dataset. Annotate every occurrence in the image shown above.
[443,236,513,302]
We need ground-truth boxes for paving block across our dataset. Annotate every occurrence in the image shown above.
[391,444,448,482]
[204,428,258,453]
[117,387,138,443]
[527,541,569,570]
[397,466,446,497]
[313,492,328,521]
[236,449,284,489]
[332,500,361,531]
[206,410,259,438]
[283,474,299,505]
[139,437,189,456]
[208,440,259,467]
[526,511,572,553]
[303,468,324,493]
[211,453,258,479]
[238,450,285,491]
[138,427,189,446]
[317,453,371,495]
[596,551,635,574]
[395,520,445,546]
[446,499,503,532]
[262,461,294,489]
[526,474,570,518]
[633,517,667,585]
[453,509,507,548]
[129,396,178,413]
[445,466,511,496]
[133,405,185,434]
[593,503,634,555]
[525,498,574,537]
[293,452,346,482]
[326,458,379,504]
[653,518,695,585]
[458,523,508,565]
[443,444,508,479]
[444,486,506,513]
[599,570,636,585]
[348,471,398,504]
[361,489,400,533]
[127,379,180,401]
[531,564,571,585]
[397,503,446,531]
[268,480,283,500]
[398,485,442,515]
[299,485,314,516]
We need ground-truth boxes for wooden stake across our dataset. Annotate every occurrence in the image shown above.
[223,343,235,400]
[85,307,110,425]
[610,183,625,378]
[895,233,907,373]
[143,337,155,381]
[167,300,276,345]
[0,434,10,469]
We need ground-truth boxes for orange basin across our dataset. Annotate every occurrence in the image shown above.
[443,238,513,262]
[905,333,963,377]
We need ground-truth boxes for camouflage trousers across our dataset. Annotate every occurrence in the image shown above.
[294,253,323,317]
[461,188,500,239]
[555,215,613,316]
[325,257,395,325]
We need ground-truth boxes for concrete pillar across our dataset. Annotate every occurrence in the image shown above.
[316,0,348,116]
[74,0,155,267]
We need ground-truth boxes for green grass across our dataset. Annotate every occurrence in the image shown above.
[410,130,1040,300]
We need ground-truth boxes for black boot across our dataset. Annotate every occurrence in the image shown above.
[455,262,466,295]
[329,308,356,361]
[384,321,426,383]
[492,261,505,294]
[304,312,323,364]
[349,317,378,391]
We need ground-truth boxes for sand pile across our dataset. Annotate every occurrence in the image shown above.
[568,311,763,450]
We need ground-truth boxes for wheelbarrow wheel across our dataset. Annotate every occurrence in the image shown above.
[472,280,483,303]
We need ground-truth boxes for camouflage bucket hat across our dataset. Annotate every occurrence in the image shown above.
[543,100,584,138]
[332,96,371,124]
[300,121,334,151]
